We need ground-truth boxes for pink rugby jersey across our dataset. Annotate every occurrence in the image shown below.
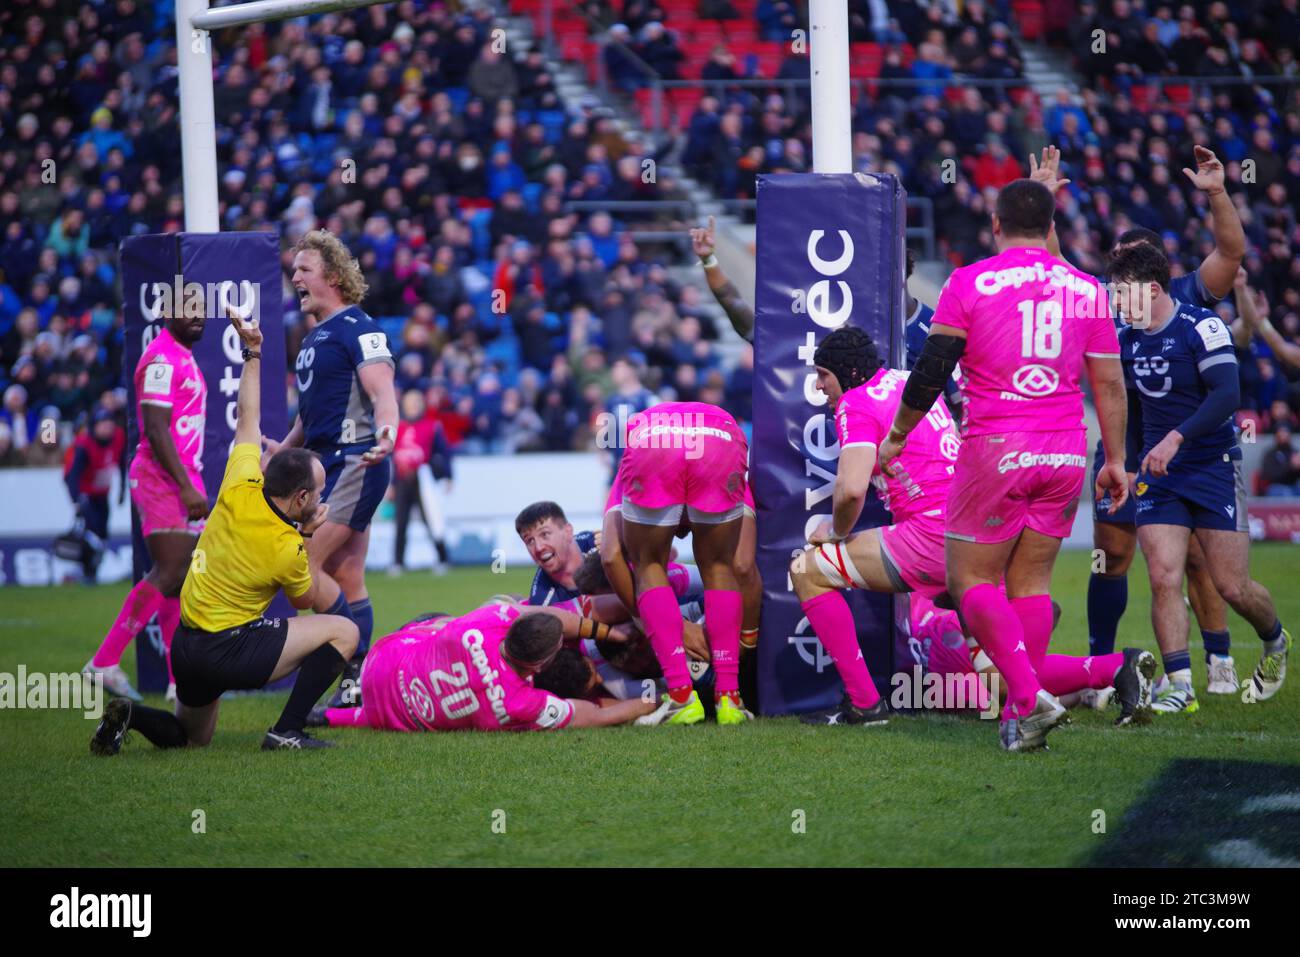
[379,604,573,733]
[134,327,207,475]
[930,246,1117,436]
[834,368,961,523]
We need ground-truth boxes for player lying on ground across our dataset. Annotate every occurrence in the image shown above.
[306,601,657,732]
[618,401,754,725]
[880,179,1132,752]
[263,230,399,708]
[788,327,1152,727]
[82,301,210,703]
[911,593,1153,717]
[91,309,360,754]
[516,500,597,612]
[1109,243,1291,712]
[1034,144,1245,692]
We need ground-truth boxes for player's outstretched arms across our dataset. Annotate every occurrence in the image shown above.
[567,696,657,727]
[691,215,755,342]
[229,307,264,447]
[1186,146,1246,298]
[1028,146,1071,262]
[1237,274,1300,368]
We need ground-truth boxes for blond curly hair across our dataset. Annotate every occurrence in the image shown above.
[291,229,368,305]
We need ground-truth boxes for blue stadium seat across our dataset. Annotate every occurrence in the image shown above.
[376,316,406,343]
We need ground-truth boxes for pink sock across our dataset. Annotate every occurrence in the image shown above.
[960,583,1041,719]
[157,597,181,685]
[1010,594,1054,670]
[325,706,369,728]
[801,591,880,709]
[92,579,165,668]
[637,585,692,691]
[1039,652,1125,696]
[704,589,742,696]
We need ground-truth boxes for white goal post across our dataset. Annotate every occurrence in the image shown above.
[175,0,851,231]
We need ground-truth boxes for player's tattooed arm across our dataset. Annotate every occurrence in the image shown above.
[142,405,207,520]
[1186,146,1245,298]
[691,214,756,342]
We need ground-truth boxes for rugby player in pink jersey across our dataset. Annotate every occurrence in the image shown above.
[617,401,753,725]
[879,179,1132,751]
[911,593,1154,720]
[788,326,959,726]
[314,601,655,732]
[82,306,210,703]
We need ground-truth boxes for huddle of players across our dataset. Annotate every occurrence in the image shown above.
[92,145,1291,755]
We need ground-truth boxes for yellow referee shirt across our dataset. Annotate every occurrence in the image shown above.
[180,443,312,632]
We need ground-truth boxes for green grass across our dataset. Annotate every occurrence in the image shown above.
[3,550,1298,867]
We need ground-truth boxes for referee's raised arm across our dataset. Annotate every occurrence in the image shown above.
[228,308,264,447]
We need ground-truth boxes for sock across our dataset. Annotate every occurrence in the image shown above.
[1161,648,1192,686]
[704,589,742,696]
[1010,593,1054,670]
[435,539,449,565]
[960,583,1042,719]
[348,598,373,659]
[1259,618,1284,653]
[1086,572,1127,656]
[324,706,369,728]
[636,585,692,694]
[1201,628,1231,662]
[1039,652,1125,696]
[92,579,165,668]
[800,591,880,709]
[127,703,187,749]
[157,597,181,685]
[274,642,347,734]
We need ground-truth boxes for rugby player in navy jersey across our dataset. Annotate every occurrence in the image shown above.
[1110,243,1290,712]
[1033,145,1246,691]
[263,230,398,707]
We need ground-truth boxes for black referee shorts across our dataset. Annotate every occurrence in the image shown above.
[171,616,290,708]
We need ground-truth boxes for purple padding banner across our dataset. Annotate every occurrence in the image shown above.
[751,173,907,715]
[120,232,290,692]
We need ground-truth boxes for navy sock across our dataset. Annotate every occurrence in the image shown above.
[1202,628,1231,661]
[324,591,352,620]
[349,598,373,659]
[1087,573,1127,656]
[1162,649,1192,678]
[128,703,187,749]
[1260,618,1283,645]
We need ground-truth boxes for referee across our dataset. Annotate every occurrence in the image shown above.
[92,310,360,754]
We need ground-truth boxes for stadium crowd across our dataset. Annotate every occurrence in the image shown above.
[0,0,1298,493]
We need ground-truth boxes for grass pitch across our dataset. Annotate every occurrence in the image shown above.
[3,549,1299,867]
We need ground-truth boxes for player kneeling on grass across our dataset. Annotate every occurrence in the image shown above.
[618,401,753,726]
[92,310,360,755]
[1110,243,1290,712]
[307,601,656,732]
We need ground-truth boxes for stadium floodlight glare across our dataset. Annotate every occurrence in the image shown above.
[176,0,393,232]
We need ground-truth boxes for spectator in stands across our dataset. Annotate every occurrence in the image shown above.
[605,24,644,93]
[1261,425,1300,496]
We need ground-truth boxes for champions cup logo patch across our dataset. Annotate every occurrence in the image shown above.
[1012,363,1060,397]
[997,451,1088,474]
